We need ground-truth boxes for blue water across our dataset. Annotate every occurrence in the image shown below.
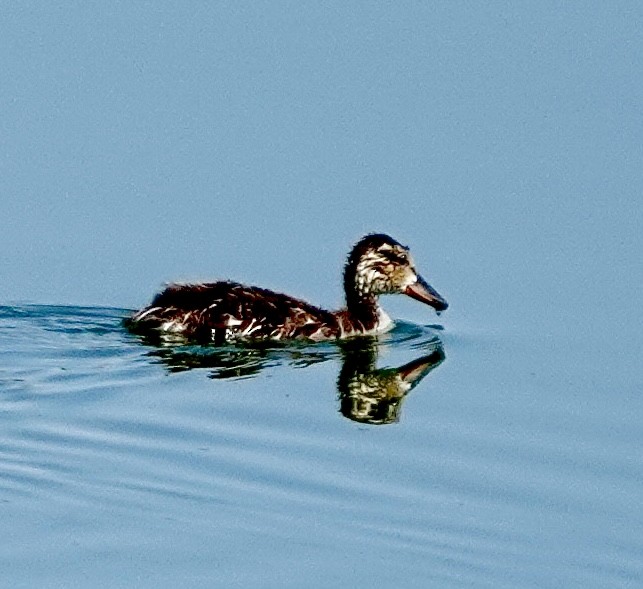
[1,304,641,588]
[1,2,641,586]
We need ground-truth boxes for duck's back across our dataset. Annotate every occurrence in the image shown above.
[126,281,340,342]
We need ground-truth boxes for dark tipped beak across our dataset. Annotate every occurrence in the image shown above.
[404,275,448,312]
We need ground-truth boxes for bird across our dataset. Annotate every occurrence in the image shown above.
[125,233,447,343]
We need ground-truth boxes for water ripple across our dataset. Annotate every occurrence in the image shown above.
[1,305,641,588]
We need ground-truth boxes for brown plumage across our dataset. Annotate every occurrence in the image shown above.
[125,233,447,343]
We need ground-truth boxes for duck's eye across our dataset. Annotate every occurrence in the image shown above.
[382,250,408,264]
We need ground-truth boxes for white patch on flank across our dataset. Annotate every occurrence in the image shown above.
[245,324,263,336]
[239,318,263,337]
[161,320,186,333]
[308,327,326,341]
[135,307,162,321]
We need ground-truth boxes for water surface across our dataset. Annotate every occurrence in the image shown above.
[1,305,640,588]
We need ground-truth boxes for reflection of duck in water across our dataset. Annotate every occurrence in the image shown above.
[338,339,445,425]
[137,332,445,425]
[125,234,447,343]
[142,342,334,380]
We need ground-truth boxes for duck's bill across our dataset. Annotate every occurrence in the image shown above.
[404,275,448,312]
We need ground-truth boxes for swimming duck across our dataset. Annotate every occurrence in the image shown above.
[125,233,447,343]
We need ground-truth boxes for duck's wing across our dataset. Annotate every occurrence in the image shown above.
[127,281,339,342]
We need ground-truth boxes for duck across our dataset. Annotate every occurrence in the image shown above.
[125,233,447,343]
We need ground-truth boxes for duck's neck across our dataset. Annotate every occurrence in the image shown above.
[341,253,389,335]
[344,291,381,331]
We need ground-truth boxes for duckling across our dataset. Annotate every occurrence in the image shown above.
[125,233,447,343]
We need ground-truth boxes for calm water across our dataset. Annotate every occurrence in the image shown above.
[2,3,641,587]
[1,304,640,588]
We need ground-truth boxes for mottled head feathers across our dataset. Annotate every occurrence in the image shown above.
[344,233,417,300]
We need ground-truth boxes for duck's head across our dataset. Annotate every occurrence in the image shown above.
[344,233,448,313]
